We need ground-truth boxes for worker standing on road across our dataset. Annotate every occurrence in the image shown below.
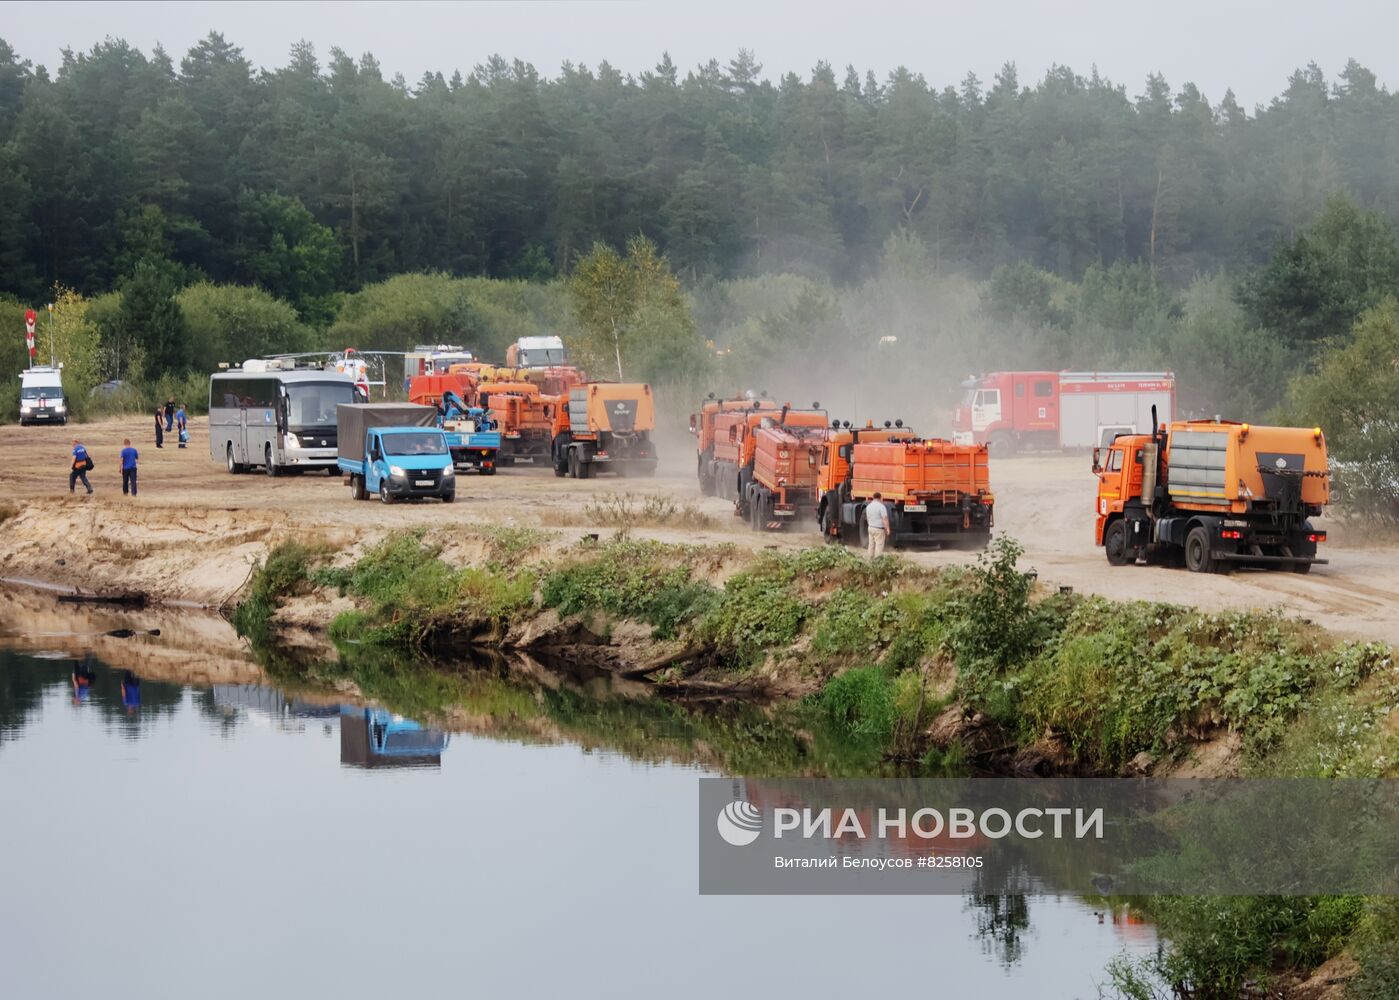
[69,439,94,495]
[154,407,164,448]
[120,438,139,496]
[176,403,188,448]
[865,491,890,559]
[164,397,176,433]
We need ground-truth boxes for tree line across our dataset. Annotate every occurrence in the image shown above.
[4,35,1399,302]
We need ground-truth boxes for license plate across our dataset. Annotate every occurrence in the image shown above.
[775,509,794,517]
[414,479,434,487]
[904,504,927,513]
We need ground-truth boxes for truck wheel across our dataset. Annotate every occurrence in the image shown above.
[226,445,242,475]
[264,445,280,477]
[1104,520,1129,566]
[483,466,497,476]
[1184,526,1216,574]
[351,475,366,501]
[577,454,592,479]
[442,491,455,504]
[553,453,567,477]
[379,480,394,505]
[987,433,1015,459]
[858,518,870,551]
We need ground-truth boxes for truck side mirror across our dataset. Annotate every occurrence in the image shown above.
[688,415,697,433]
[1091,447,1102,474]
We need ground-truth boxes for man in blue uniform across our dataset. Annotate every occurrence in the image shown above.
[69,439,93,494]
[120,438,139,496]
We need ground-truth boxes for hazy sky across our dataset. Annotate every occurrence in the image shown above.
[2,0,1397,108]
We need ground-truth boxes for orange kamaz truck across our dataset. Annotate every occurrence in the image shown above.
[475,380,559,464]
[1094,414,1330,573]
[690,394,781,495]
[710,403,829,518]
[816,422,994,548]
[551,382,659,478]
[744,420,830,530]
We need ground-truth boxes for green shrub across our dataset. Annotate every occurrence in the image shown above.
[694,570,807,666]
[539,539,716,638]
[231,540,331,642]
[815,666,895,740]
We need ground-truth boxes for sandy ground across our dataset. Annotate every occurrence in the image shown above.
[1,415,1396,644]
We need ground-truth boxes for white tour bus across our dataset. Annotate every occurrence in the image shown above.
[209,362,366,476]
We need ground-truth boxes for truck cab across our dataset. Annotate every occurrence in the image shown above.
[1092,434,1152,547]
[360,427,453,503]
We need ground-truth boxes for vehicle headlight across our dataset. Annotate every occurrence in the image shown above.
[441,466,455,477]
[54,402,65,411]
[286,433,299,446]
[389,465,407,478]
[20,403,31,412]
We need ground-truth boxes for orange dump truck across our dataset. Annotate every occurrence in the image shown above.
[551,382,658,478]
[816,423,993,548]
[710,404,829,518]
[744,421,830,530]
[690,394,780,495]
[1094,417,1330,573]
[475,381,559,464]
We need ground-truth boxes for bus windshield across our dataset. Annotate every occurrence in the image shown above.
[286,382,357,429]
[384,432,447,457]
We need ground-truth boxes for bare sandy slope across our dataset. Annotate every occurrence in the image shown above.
[1,416,1396,644]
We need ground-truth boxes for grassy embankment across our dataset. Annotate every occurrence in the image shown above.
[233,526,1397,998]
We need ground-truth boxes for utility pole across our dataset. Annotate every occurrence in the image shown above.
[46,302,55,367]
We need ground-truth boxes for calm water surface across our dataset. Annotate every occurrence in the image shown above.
[0,649,1156,999]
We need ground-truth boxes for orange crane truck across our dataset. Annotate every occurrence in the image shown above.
[1094,413,1330,573]
[551,382,659,478]
[690,394,780,495]
[816,422,994,548]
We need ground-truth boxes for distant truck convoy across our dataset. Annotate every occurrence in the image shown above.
[336,403,455,503]
[551,382,659,478]
[954,371,1176,456]
[18,365,67,425]
[211,362,366,475]
[1094,414,1329,573]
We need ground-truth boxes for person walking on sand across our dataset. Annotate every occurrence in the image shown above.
[164,397,176,433]
[176,403,188,448]
[120,438,139,496]
[69,439,94,495]
[154,407,164,448]
[865,491,890,559]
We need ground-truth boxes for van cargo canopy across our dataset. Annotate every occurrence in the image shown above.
[337,403,437,462]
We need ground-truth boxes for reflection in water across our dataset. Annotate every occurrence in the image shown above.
[0,648,183,744]
[0,643,1157,999]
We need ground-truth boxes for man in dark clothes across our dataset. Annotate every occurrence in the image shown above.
[120,438,139,496]
[164,397,175,432]
[154,407,164,448]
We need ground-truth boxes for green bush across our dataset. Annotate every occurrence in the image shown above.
[539,539,716,639]
[815,666,895,740]
[231,540,329,642]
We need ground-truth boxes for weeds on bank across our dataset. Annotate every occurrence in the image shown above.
[230,538,337,642]
[317,531,535,646]
[539,538,716,639]
[579,492,717,531]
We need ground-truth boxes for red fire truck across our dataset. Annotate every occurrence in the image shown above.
[952,371,1175,457]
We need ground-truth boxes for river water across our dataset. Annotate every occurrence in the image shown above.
[0,645,1157,999]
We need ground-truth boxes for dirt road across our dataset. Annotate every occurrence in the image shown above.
[1,416,1395,644]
